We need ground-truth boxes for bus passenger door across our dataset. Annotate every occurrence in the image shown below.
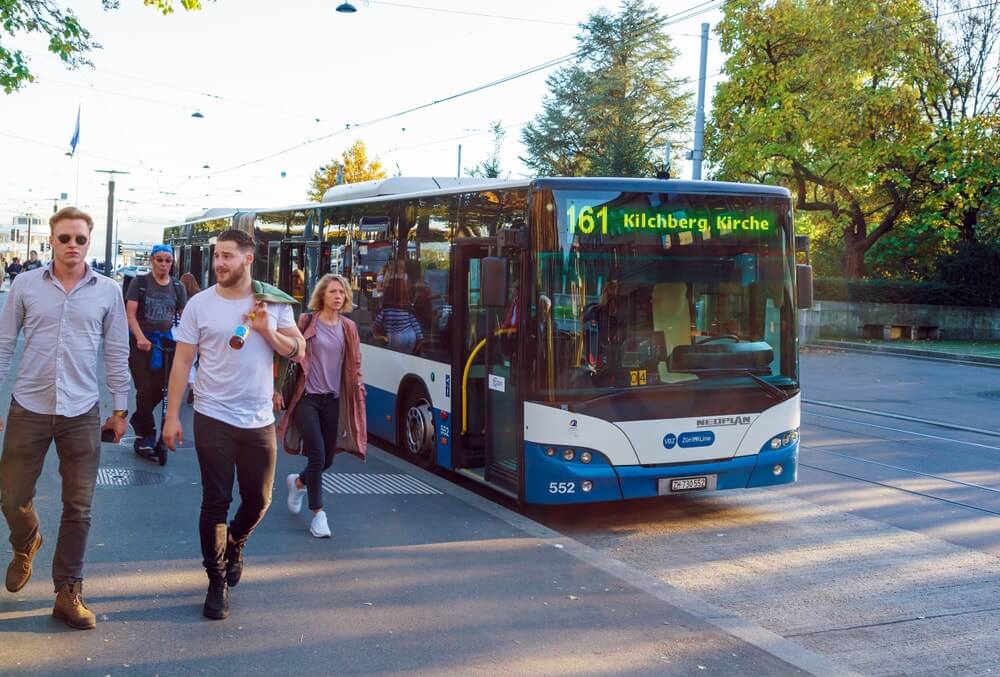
[452,241,490,471]
[267,242,280,286]
[280,242,306,303]
[483,254,521,495]
[452,240,521,498]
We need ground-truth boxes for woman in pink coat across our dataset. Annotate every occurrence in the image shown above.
[275,274,367,538]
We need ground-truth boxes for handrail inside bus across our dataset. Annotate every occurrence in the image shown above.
[461,328,518,436]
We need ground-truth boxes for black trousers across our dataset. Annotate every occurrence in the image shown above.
[128,336,173,438]
[293,393,340,511]
[193,412,276,582]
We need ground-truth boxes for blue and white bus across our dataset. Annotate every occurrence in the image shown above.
[165,176,811,504]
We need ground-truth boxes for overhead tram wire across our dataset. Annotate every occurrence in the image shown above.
[186,6,727,182]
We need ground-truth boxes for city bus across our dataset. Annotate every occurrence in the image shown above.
[164,176,811,504]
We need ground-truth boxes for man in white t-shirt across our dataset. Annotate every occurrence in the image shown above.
[163,229,304,621]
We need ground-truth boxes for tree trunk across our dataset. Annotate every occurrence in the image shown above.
[959,209,978,242]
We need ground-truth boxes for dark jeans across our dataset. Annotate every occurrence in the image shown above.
[0,399,101,591]
[128,336,173,438]
[193,412,276,582]
[292,393,340,511]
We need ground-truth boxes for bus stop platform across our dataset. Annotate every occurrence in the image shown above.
[0,411,851,676]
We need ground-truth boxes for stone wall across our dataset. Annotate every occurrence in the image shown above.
[797,300,1000,344]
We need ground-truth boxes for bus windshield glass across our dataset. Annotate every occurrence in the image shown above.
[531,189,796,401]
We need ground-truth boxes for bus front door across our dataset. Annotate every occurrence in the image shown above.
[453,241,521,498]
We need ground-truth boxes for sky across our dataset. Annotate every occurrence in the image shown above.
[0,0,725,252]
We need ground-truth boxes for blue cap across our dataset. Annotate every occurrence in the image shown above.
[151,244,173,257]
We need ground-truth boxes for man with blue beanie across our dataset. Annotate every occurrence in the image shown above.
[125,244,187,458]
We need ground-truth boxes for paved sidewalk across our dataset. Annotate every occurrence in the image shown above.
[0,414,851,676]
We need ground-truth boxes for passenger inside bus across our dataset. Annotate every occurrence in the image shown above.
[373,273,424,354]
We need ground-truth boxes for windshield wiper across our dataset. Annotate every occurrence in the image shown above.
[742,371,789,401]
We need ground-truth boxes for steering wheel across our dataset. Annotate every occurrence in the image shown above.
[694,334,740,345]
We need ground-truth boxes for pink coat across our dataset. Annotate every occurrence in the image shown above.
[276,313,367,459]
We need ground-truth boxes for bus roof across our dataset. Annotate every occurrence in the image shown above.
[531,177,792,198]
[181,207,241,224]
[321,176,517,203]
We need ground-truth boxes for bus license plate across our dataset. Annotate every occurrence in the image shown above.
[661,476,710,493]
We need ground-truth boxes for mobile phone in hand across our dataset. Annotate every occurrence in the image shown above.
[101,428,117,443]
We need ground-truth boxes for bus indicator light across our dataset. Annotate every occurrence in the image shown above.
[581,481,593,492]
[773,464,783,476]
[562,449,575,461]
[545,447,557,457]
[770,437,782,450]
[580,451,592,464]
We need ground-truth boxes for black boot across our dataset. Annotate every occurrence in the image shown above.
[225,540,244,587]
[203,579,229,620]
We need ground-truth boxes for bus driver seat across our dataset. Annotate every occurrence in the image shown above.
[652,282,696,384]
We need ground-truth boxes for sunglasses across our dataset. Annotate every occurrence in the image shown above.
[56,234,89,246]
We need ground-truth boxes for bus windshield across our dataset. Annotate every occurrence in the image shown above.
[531,189,796,401]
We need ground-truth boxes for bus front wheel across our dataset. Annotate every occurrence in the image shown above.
[400,388,435,469]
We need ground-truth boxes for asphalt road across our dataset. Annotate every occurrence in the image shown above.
[527,348,1000,676]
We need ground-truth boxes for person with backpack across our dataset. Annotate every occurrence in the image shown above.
[125,244,187,456]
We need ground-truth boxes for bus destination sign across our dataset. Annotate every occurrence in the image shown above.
[566,204,777,238]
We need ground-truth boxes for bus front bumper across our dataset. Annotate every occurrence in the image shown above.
[523,441,798,504]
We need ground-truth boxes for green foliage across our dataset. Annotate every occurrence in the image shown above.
[1,0,206,94]
[932,240,1000,307]
[521,0,691,177]
[466,120,506,179]
[707,0,943,278]
[813,277,998,307]
[307,140,387,202]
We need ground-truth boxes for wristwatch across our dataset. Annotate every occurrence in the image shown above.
[112,410,128,419]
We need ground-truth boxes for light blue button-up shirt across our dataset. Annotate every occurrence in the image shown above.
[0,263,130,416]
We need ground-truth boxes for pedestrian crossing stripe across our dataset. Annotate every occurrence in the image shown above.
[320,472,442,495]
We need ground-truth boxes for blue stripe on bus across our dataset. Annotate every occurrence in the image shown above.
[524,442,624,504]
[365,385,398,445]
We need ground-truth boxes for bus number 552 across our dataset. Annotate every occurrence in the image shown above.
[549,482,576,494]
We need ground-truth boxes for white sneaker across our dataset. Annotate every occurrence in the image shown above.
[286,474,305,514]
[309,510,332,538]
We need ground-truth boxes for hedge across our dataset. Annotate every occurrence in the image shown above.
[813,278,1000,308]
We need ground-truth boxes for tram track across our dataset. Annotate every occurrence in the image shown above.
[800,400,1000,518]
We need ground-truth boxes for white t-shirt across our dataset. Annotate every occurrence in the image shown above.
[174,285,295,428]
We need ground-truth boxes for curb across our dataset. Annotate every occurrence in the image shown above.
[807,339,1000,368]
[370,446,861,677]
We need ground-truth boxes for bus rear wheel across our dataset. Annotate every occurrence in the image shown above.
[400,388,435,469]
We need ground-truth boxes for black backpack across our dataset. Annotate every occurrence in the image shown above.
[130,273,185,325]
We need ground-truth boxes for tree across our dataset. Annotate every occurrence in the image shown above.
[706,0,943,278]
[917,0,1000,243]
[307,140,387,201]
[1,1,205,94]
[521,0,691,177]
[465,120,506,179]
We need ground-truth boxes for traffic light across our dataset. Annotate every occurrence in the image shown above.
[117,244,123,255]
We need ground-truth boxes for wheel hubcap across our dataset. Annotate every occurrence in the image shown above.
[405,401,434,457]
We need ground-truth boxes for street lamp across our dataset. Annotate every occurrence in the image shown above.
[336,2,357,13]
[191,110,205,118]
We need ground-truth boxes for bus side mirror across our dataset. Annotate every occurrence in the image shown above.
[481,257,507,307]
[796,264,813,309]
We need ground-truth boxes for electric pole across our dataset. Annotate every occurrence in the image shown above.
[95,169,129,276]
[692,22,710,180]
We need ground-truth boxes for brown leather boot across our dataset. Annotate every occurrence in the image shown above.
[53,581,96,630]
[5,533,42,593]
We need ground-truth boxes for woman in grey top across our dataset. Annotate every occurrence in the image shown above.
[279,274,359,538]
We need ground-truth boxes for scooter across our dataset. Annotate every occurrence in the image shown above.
[134,338,173,467]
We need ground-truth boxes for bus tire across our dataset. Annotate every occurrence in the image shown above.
[399,386,436,469]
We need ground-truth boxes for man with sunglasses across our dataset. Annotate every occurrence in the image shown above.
[163,229,303,620]
[0,207,129,630]
[125,244,187,458]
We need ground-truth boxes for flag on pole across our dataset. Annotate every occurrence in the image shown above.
[67,106,81,157]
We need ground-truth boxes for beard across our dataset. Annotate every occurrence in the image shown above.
[216,264,248,288]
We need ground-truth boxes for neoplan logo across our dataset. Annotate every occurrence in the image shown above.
[696,415,752,428]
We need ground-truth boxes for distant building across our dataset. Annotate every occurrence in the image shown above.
[1,216,50,261]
